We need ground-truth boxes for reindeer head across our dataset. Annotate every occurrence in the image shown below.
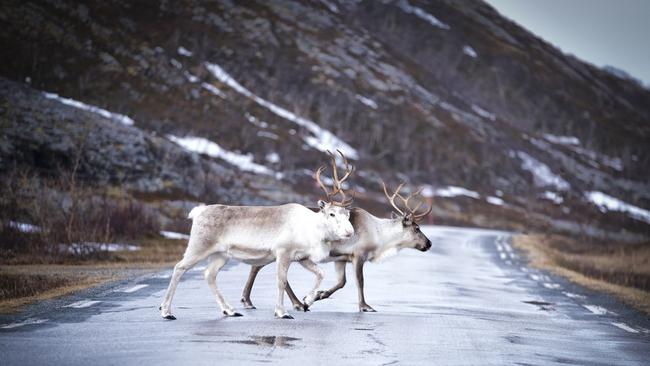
[381,181,432,252]
[315,150,355,241]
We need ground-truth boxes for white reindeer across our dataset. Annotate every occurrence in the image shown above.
[159,152,355,320]
[240,182,432,312]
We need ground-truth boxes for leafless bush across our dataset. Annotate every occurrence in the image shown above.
[0,166,160,264]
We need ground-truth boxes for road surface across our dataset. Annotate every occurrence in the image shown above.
[1,226,649,365]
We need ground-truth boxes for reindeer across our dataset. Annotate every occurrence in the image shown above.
[240,181,432,313]
[159,152,355,320]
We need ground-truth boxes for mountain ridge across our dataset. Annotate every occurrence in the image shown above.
[1,0,648,239]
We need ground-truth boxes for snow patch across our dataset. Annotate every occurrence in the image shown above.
[543,134,580,146]
[168,135,275,176]
[177,46,193,57]
[201,82,226,98]
[471,104,495,121]
[8,221,40,233]
[486,196,504,206]
[585,191,650,224]
[319,0,339,13]
[355,94,378,109]
[398,0,450,30]
[434,186,480,199]
[170,58,183,69]
[257,131,279,140]
[245,113,269,128]
[205,62,358,158]
[463,45,477,58]
[542,191,563,204]
[184,71,199,83]
[265,152,280,164]
[160,231,190,240]
[514,151,569,190]
[43,92,134,126]
[67,242,140,253]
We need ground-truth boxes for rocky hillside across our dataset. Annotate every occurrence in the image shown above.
[1,0,649,240]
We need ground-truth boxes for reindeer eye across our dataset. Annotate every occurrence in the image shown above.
[329,213,335,217]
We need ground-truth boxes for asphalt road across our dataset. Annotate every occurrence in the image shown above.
[1,226,649,365]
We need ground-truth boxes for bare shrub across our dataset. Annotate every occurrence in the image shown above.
[0,167,161,264]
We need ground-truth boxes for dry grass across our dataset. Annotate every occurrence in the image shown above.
[513,234,650,315]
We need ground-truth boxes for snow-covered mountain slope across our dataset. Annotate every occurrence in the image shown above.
[1,0,648,239]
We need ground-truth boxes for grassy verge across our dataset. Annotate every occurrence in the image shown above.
[0,237,187,313]
[513,234,650,315]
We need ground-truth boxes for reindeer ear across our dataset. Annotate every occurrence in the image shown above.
[390,211,400,219]
[318,200,326,209]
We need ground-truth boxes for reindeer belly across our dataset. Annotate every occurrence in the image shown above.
[228,245,275,265]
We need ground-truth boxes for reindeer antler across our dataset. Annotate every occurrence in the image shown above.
[381,181,432,221]
[314,150,355,207]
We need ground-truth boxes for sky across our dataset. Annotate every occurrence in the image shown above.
[484,0,650,84]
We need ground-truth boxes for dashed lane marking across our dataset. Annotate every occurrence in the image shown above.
[64,300,101,308]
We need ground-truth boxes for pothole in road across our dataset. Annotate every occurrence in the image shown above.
[226,335,300,348]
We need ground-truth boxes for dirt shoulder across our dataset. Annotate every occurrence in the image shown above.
[513,234,650,315]
[0,238,186,313]
[0,263,173,313]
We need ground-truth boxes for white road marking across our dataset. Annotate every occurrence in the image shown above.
[562,291,586,299]
[1,318,48,329]
[64,300,101,308]
[154,272,171,279]
[583,304,608,315]
[192,266,207,272]
[529,274,541,281]
[611,322,639,333]
[121,284,148,293]
[543,283,562,289]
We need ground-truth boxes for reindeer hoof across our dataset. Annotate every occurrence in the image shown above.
[240,298,256,309]
[360,305,376,312]
[163,315,177,320]
[303,304,310,312]
[281,314,294,319]
[223,310,243,317]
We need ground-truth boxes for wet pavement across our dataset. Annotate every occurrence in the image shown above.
[1,226,649,365]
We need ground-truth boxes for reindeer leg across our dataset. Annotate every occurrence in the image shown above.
[285,281,309,312]
[205,254,241,317]
[274,253,293,319]
[316,261,347,301]
[241,265,264,309]
[353,257,376,312]
[160,250,209,320]
[299,259,325,307]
